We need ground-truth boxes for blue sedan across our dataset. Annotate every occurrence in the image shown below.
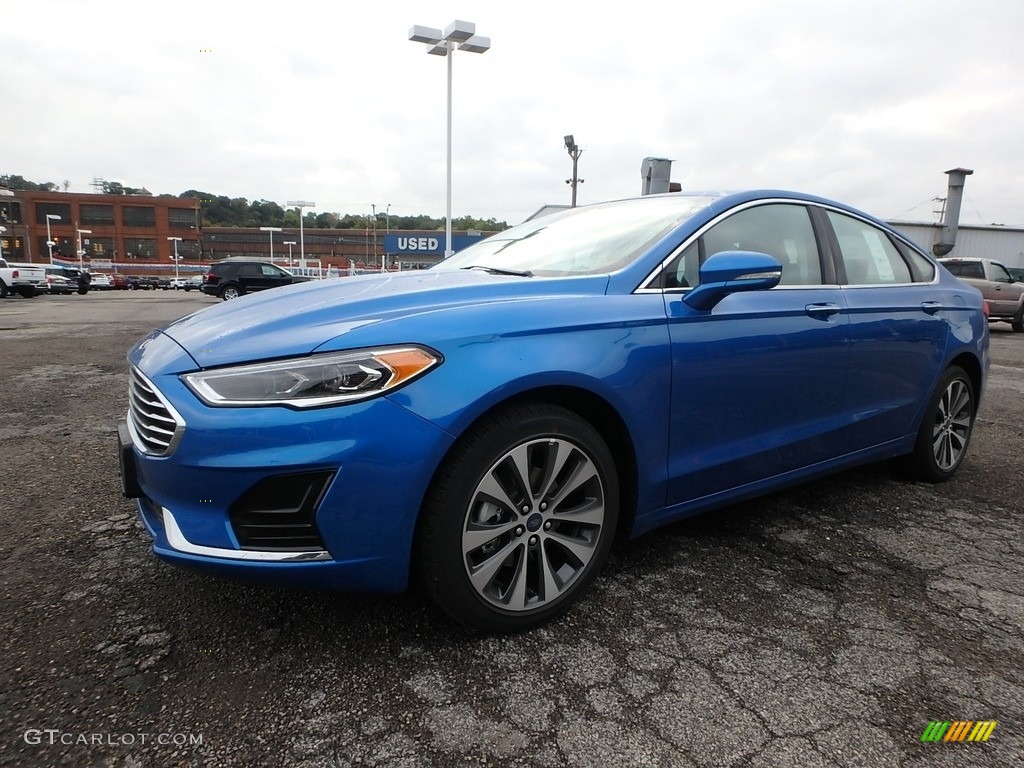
[119,190,989,633]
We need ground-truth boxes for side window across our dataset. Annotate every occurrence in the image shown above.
[238,264,261,277]
[991,263,1013,284]
[664,241,699,289]
[703,204,821,286]
[828,212,912,285]
[261,264,284,277]
[894,240,936,282]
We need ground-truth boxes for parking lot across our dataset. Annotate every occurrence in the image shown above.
[1,290,1021,767]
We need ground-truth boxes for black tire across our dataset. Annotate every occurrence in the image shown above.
[17,287,37,298]
[0,280,8,299]
[220,284,243,301]
[905,366,975,483]
[1012,306,1023,333]
[415,402,619,634]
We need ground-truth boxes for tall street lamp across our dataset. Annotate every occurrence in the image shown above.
[0,225,6,259]
[409,20,490,258]
[45,214,61,264]
[260,226,282,262]
[564,134,584,207]
[167,236,182,280]
[284,240,296,263]
[286,200,315,268]
[77,228,92,270]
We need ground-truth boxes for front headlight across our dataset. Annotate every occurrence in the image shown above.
[182,346,440,407]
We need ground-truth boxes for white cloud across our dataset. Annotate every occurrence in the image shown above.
[4,0,1022,225]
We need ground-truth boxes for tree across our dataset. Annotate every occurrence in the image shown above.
[100,180,145,195]
[1,174,59,191]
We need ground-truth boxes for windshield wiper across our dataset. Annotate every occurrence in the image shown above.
[460,265,534,277]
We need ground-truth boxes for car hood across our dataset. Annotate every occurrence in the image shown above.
[161,269,611,368]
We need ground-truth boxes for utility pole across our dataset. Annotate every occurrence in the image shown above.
[564,135,584,207]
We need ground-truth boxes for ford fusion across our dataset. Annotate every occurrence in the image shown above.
[119,191,989,633]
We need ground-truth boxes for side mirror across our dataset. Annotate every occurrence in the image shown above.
[683,250,783,311]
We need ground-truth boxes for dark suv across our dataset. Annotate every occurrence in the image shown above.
[201,259,310,300]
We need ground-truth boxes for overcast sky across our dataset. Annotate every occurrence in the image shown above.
[4,0,1022,227]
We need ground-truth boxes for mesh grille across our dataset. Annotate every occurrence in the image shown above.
[128,368,183,455]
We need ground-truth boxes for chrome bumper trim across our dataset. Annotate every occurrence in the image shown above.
[161,508,332,562]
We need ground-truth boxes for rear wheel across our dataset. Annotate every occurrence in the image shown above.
[0,281,8,298]
[220,284,243,300]
[1012,306,1023,333]
[17,287,37,298]
[906,366,975,482]
[416,403,619,634]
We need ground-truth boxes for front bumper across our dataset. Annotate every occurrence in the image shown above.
[123,333,456,593]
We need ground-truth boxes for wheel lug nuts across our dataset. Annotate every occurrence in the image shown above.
[540,502,547,511]
[529,535,538,546]
[543,521,551,531]
[521,505,530,513]
[515,527,524,536]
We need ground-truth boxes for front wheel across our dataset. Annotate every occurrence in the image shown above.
[415,403,619,634]
[905,366,975,483]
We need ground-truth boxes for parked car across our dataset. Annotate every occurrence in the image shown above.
[45,265,91,294]
[170,276,203,291]
[125,275,158,290]
[1006,266,1024,282]
[45,273,77,295]
[111,273,129,290]
[0,258,46,298]
[89,273,113,290]
[938,257,1024,332]
[120,190,989,634]
[200,258,310,300]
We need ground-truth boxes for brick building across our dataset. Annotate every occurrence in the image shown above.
[0,189,489,274]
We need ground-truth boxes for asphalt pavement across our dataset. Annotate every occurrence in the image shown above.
[0,290,1021,767]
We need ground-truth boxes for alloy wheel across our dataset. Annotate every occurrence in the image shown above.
[932,378,972,471]
[461,437,606,612]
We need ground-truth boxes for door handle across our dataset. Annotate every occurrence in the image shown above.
[805,303,840,319]
[920,301,942,315]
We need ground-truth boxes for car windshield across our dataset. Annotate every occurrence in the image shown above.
[436,195,717,277]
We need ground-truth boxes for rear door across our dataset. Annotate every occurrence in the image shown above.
[824,209,949,448]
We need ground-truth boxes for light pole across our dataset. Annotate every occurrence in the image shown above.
[409,20,490,258]
[286,200,315,268]
[45,214,61,264]
[384,203,391,271]
[0,225,6,259]
[77,228,92,270]
[259,226,282,262]
[564,134,584,207]
[371,203,378,270]
[167,236,182,280]
[284,240,296,264]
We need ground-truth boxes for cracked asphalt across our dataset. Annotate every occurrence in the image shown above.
[1,291,1021,767]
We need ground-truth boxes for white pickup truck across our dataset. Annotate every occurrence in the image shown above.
[939,257,1024,333]
[0,258,46,298]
